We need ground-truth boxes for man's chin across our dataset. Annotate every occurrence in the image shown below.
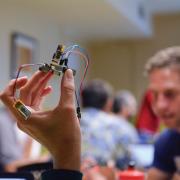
[160,118,175,128]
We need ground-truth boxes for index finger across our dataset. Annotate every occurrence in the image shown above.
[0,77,28,100]
[21,71,50,91]
[0,77,29,120]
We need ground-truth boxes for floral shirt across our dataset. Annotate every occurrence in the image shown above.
[81,108,138,167]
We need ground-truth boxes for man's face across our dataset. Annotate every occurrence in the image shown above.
[149,68,180,129]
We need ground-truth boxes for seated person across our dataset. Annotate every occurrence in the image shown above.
[0,69,82,179]
[144,47,180,179]
[81,80,132,169]
[112,90,139,143]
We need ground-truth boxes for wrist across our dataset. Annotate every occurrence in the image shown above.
[52,141,81,171]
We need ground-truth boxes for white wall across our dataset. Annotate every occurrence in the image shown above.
[0,3,82,108]
[0,0,85,108]
[0,3,61,90]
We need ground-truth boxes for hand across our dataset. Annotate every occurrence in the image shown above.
[0,69,81,171]
[19,71,53,110]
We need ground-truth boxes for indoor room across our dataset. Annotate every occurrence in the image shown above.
[0,0,180,179]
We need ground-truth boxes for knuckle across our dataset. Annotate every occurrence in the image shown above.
[63,83,75,93]
[60,104,74,113]
[64,105,74,111]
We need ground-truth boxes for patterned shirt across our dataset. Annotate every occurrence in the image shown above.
[81,108,138,166]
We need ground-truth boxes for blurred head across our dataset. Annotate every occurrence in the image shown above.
[145,46,180,130]
[81,79,113,112]
[112,90,137,119]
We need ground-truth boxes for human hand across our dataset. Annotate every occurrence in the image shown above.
[19,71,53,110]
[0,69,81,171]
[0,71,52,111]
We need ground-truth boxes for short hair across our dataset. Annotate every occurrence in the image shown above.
[145,46,180,75]
[112,90,137,115]
[81,79,113,109]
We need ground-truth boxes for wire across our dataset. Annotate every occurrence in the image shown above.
[66,50,90,105]
[64,45,90,119]
[64,45,90,60]
[13,63,44,101]
[67,50,89,88]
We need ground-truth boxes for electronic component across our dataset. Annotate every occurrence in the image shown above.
[13,44,90,120]
[14,100,31,120]
[39,45,76,76]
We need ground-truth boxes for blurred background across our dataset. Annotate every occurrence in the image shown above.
[0,0,180,103]
[0,0,180,178]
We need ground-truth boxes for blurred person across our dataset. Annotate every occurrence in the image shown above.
[0,69,83,179]
[112,90,137,120]
[136,90,160,143]
[144,47,180,180]
[112,90,139,143]
[81,79,131,169]
[0,107,23,172]
[0,107,34,171]
[0,107,49,172]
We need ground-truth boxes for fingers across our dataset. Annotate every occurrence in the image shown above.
[31,86,52,109]
[40,86,52,97]
[20,71,52,106]
[0,76,28,97]
[0,77,28,105]
[21,71,47,90]
[30,72,53,105]
[0,77,29,122]
[58,69,75,109]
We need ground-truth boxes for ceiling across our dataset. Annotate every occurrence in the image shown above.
[2,0,180,42]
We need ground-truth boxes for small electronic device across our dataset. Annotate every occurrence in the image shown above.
[13,44,89,120]
[14,100,31,120]
[38,45,76,76]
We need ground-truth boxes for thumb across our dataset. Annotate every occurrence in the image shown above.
[58,69,75,109]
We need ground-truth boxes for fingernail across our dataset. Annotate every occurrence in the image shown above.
[65,69,73,80]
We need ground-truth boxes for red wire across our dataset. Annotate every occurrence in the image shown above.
[12,49,89,106]
[13,63,44,101]
[67,50,89,95]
